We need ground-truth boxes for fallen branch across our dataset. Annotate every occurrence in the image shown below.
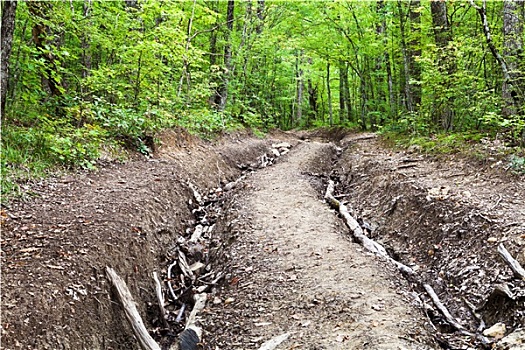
[173,294,207,350]
[153,272,168,328]
[497,243,525,280]
[325,181,414,276]
[167,261,179,301]
[106,267,161,350]
[188,182,202,205]
[258,333,291,350]
[423,284,465,332]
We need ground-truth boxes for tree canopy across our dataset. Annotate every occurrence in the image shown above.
[1,0,524,193]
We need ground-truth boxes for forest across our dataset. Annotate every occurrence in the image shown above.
[1,0,524,197]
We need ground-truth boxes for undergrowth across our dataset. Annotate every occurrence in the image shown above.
[1,105,255,203]
[380,130,525,175]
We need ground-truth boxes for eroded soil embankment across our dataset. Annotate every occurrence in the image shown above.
[330,134,525,349]
[201,140,437,349]
[0,129,288,350]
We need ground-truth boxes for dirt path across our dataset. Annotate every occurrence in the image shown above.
[204,141,436,349]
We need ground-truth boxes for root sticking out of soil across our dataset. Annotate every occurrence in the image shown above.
[322,133,525,349]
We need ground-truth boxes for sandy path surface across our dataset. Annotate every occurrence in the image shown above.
[206,141,436,349]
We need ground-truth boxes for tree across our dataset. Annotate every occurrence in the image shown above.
[217,0,235,111]
[502,0,524,116]
[1,0,17,118]
[430,0,455,130]
[27,1,63,98]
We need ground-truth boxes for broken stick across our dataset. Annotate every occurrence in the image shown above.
[324,181,414,276]
[106,267,161,350]
[423,284,465,332]
[497,243,525,280]
[153,272,168,328]
[258,333,291,350]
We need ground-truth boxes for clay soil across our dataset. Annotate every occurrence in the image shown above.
[1,129,524,350]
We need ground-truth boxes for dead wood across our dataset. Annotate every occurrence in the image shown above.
[497,243,525,280]
[178,251,195,280]
[188,182,202,205]
[258,333,291,350]
[106,267,161,350]
[167,261,179,301]
[423,284,465,332]
[153,272,168,328]
[325,181,414,276]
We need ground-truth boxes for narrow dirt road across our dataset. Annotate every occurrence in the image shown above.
[205,141,436,349]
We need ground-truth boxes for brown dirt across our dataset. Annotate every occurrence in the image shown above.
[203,140,436,349]
[1,129,524,350]
[332,134,525,348]
[0,129,278,350]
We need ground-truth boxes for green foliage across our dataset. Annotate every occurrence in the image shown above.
[1,123,106,200]
[509,155,525,174]
[3,0,525,201]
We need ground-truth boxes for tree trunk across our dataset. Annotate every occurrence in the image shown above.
[27,1,62,98]
[327,61,333,126]
[502,0,524,116]
[295,50,304,125]
[209,0,220,108]
[469,0,511,86]
[178,0,197,100]
[375,0,387,121]
[338,60,346,123]
[1,0,17,118]
[256,0,265,34]
[344,62,353,122]
[81,0,92,81]
[431,0,455,130]
[307,78,318,126]
[398,0,411,112]
[408,0,421,110]
[218,0,234,111]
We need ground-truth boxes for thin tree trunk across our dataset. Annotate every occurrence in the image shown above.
[502,0,524,116]
[408,0,421,110]
[375,0,387,121]
[398,1,411,112]
[81,0,92,81]
[345,62,352,122]
[327,61,333,126]
[295,50,303,125]
[431,0,455,130]
[256,0,265,34]
[178,0,197,99]
[468,0,511,83]
[1,0,17,118]
[307,78,318,126]
[27,1,62,98]
[209,0,220,108]
[338,60,346,123]
[218,0,234,111]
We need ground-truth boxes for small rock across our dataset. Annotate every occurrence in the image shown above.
[495,328,525,350]
[271,142,291,149]
[483,322,506,339]
[487,237,499,243]
[224,297,235,305]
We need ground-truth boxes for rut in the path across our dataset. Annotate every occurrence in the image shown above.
[207,141,436,350]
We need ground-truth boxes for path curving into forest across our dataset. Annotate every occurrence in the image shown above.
[204,140,437,349]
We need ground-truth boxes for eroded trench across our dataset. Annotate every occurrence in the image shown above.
[166,132,525,350]
[319,134,525,350]
[4,130,523,350]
